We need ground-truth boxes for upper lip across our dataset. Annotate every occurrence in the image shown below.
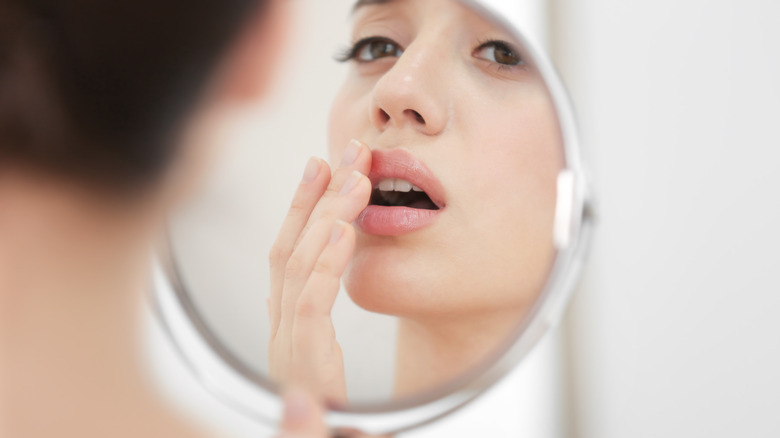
[368,148,447,209]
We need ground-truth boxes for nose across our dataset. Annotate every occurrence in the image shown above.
[369,42,449,136]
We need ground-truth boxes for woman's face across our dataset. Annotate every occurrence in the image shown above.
[328,0,563,321]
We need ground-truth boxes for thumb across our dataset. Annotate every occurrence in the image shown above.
[278,388,328,437]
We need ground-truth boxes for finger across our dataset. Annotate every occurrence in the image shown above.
[293,139,372,249]
[287,222,354,402]
[269,157,330,334]
[271,138,371,333]
[277,388,327,438]
[292,221,355,338]
[278,218,332,328]
[278,175,369,334]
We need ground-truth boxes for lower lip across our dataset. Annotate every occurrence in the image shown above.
[355,205,442,236]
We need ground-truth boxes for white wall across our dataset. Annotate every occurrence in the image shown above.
[552,1,780,437]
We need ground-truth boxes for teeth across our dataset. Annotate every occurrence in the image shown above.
[378,179,395,191]
[377,178,419,193]
[394,180,413,192]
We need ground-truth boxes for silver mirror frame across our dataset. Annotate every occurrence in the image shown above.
[151,0,594,434]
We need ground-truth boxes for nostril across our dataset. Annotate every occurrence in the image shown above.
[405,109,425,124]
[377,109,391,125]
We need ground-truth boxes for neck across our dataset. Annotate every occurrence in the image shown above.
[0,172,199,438]
[393,310,520,397]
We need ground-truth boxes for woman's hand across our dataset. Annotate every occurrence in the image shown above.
[277,389,387,438]
[276,389,328,438]
[268,139,372,403]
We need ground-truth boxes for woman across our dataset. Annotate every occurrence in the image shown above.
[0,0,307,436]
[269,0,562,403]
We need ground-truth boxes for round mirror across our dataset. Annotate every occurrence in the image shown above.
[153,0,592,434]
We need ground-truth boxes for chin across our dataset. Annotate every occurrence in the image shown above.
[344,243,546,323]
[344,259,414,317]
[343,244,446,317]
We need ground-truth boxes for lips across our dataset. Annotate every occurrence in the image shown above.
[355,148,446,236]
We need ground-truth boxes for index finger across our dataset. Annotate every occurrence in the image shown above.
[292,139,372,249]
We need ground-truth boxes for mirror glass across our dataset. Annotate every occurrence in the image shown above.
[162,0,583,422]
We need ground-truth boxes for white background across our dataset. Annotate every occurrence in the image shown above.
[554,0,780,437]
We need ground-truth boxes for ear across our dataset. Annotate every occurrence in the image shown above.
[215,0,290,102]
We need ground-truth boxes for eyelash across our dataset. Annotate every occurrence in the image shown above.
[475,39,524,70]
[334,36,524,70]
[334,36,399,63]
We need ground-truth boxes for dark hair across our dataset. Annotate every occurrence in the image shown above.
[0,0,265,189]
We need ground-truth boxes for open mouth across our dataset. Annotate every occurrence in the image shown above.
[356,148,445,236]
[369,178,440,211]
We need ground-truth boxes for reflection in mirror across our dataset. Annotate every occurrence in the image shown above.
[167,0,563,408]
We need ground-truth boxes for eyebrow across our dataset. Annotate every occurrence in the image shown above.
[352,0,395,13]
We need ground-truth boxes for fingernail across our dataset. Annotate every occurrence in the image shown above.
[330,220,348,244]
[301,157,319,183]
[339,139,362,167]
[339,170,363,196]
[283,389,311,425]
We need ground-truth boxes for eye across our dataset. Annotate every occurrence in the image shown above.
[474,40,523,66]
[336,37,404,63]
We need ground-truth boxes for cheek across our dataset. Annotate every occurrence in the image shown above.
[467,90,563,212]
[456,94,563,292]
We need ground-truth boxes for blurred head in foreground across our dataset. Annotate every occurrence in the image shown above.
[0,0,287,212]
[0,2,288,437]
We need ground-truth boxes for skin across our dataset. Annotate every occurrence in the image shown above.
[277,389,329,437]
[270,0,563,404]
[0,1,294,437]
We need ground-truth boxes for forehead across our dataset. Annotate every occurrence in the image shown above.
[351,0,515,40]
[353,0,396,13]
